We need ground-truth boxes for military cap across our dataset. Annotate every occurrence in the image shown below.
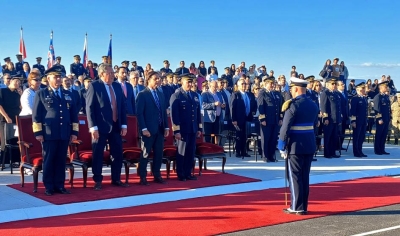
[121,60,129,64]
[36,57,42,60]
[355,82,366,88]
[305,75,315,82]
[3,57,10,61]
[44,65,63,76]
[326,77,338,83]
[102,56,108,59]
[289,77,309,87]
[56,56,62,59]
[378,81,388,87]
[10,76,24,81]
[263,76,274,83]
[83,77,92,82]
[16,53,22,57]
[73,55,81,59]
[180,73,193,81]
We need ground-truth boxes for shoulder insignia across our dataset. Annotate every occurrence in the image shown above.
[281,99,292,112]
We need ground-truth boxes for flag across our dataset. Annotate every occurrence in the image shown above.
[82,33,88,68]
[107,34,112,65]
[47,31,56,69]
[19,27,27,59]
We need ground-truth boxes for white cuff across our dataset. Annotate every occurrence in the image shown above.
[122,125,127,129]
[89,126,98,132]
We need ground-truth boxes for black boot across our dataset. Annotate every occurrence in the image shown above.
[395,138,398,145]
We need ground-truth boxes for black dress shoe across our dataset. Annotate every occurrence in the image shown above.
[341,147,347,150]
[186,175,198,180]
[243,153,251,157]
[331,155,340,158]
[94,182,102,190]
[382,152,390,155]
[235,153,242,158]
[354,154,362,158]
[324,156,332,159]
[112,181,129,187]
[178,177,186,181]
[312,158,317,161]
[45,189,53,196]
[283,208,306,215]
[154,177,167,184]
[54,188,71,194]
[375,152,383,155]
[361,154,368,157]
[139,179,150,186]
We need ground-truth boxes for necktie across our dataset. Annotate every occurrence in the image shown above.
[108,84,118,122]
[152,90,162,125]
[55,90,60,99]
[133,86,138,97]
[244,93,250,115]
[187,91,191,100]
[121,82,127,97]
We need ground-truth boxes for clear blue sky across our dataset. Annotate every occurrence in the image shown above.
[1,0,399,84]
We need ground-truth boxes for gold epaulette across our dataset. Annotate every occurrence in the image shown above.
[32,122,42,132]
[322,113,328,118]
[376,113,382,119]
[172,124,180,131]
[72,123,79,132]
[281,99,292,112]
[350,116,356,121]
[258,114,266,119]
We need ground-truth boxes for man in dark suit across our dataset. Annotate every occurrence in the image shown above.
[170,74,202,181]
[337,80,348,150]
[70,55,86,77]
[128,71,145,99]
[175,61,189,75]
[136,71,169,185]
[62,76,82,116]
[32,57,46,75]
[80,77,92,114]
[116,67,135,115]
[32,67,79,196]
[230,78,253,158]
[201,81,222,144]
[86,63,128,190]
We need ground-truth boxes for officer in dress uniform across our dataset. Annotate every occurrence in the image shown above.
[32,66,79,196]
[320,78,342,158]
[53,56,66,75]
[2,57,11,71]
[170,74,202,181]
[278,77,318,215]
[305,76,320,161]
[15,54,24,74]
[70,55,86,77]
[350,82,368,157]
[33,57,46,75]
[257,76,282,162]
[373,81,391,155]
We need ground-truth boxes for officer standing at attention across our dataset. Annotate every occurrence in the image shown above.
[320,78,342,158]
[32,67,79,196]
[170,74,202,181]
[278,77,318,215]
[70,55,86,77]
[53,56,66,75]
[15,54,24,74]
[33,57,46,75]
[373,81,391,155]
[350,82,368,157]
[257,76,282,162]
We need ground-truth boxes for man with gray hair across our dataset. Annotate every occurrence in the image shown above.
[129,71,145,98]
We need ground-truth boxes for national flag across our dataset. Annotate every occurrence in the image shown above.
[107,34,112,65]
[19,27,27,59]
[47,31,56,69]
[82,33,88,68]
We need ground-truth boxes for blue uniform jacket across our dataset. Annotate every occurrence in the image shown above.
[170,88,202,134]
[70,63,86,76]
[257,89,282,124]
[374,93,391,122]
[32,87,79,140]
[320,89,342,123]
[350,95,368,124]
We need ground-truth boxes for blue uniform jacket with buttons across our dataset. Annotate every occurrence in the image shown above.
[278,94,318,155]
[170,88,202,134]
[32,87,79,140]
[320,89,342,123]
[257,89,283,124]
[70,63,86,76]
[350,95,368,124]
[374,93,391,122]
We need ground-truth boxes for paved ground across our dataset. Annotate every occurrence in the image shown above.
[0,141,400,235]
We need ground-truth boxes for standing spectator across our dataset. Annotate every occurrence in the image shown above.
[53,56,66,75]
[298,74,305,80]
[189,63,198,76]
[337,80,349,150]
[129,71,145,99]
[387,75,396,95]
[202,81,223,144]
[32,57,46,76]
[144,63,153,80]
[232,68,241,85]
[62,77,82,116]
[80,77,92,114]
[339,61,349,83]
[208,60,218,76]
[230,64,236,76]
[160,60,173,74]
[221,67,233,89]
[331,58,341,80]
[70,55,86,77]
[290,66,298,78]
[348,79,356,97]
[85,60,98,80]
[246,65,258,83]
[391,93,400,145]
[175,61,189,75]
[366,79,372,91]
[206,67,218,81]
[20,72,41,116]
[321,59,332,80]
[239,62,248,74]
[22,62,31,80]
[116,67,135,115]
[130,61,144,77]
[197,61,207,90]
[15,54,24,74]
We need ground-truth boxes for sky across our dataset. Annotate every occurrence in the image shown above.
[1,0,400,84]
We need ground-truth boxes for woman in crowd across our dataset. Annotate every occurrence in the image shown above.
[298,74,305,80]
[230,64,236,75]
[232,68,241,85]
[3,63,18,77]
[246,65,257,83]
[321,59,332,80]
[144,63,153,79]
[340,61,349,82]
[313,80,324,151]
[189,63,198,76]
[374,79,379,86]
[113,65,119,73]
[22,62,31,80]
[197,61,207,90]
[366,79,372,91]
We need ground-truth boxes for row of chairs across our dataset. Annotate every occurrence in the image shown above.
[16,115,226,192]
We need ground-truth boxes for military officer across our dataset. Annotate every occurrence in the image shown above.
[170,74,202,181]
[278,77,319,215]
[257,76,282,162]
[33,57,46,75]
[350,82,368,157]
[305,76,320,161]
[32,66,79,196]
[373,81,391,155]
[15,54,24,74]
[121,60,130,71]
[2,57,11,70]
[53,56,66,75]
[70,55,86,77]
[320,78,342,158]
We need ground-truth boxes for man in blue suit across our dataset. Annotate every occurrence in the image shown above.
[175,61,189,75]
[201,81,223,144]
[230,78,253,158]
[136,71,169,185]
[128,71,145,99]
[116,67,135,115]
[86,64,128,190]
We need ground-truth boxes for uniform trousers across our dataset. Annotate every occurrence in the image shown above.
[139,126,164,179]
[374,121,389,154]
[323,122,338,157]
[352,122,366,156]
[234,122,247,156]
[176,133,196,179]
[260,124,279,161]
[92,122,123,183]
[42,140,69,190]
[287,154,313,212]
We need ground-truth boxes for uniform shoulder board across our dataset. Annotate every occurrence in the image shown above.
[281,99,292,112]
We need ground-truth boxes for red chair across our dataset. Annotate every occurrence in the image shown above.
[122,115,142,183]
[163,118,176,178]
[195,133,226,175]
[17,116,74,192]
[69,115,110,187]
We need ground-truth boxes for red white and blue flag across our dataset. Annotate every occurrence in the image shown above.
[19,27,27,59]
[82,34,88,68]
[107,34,112,65]
[47,31,56,69]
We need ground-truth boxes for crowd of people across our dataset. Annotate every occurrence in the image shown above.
[0,53,399,197]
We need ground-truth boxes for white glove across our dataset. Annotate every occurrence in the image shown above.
[280,150,288,159]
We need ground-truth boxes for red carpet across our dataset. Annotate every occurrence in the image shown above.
[2,177,400,235]
[7,170,259,205]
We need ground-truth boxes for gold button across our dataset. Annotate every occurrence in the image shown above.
[60,111,63,113]
[60,123,63,125]
[60,117,63,119]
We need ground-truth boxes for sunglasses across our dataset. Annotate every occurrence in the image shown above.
[31,79,40,82]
